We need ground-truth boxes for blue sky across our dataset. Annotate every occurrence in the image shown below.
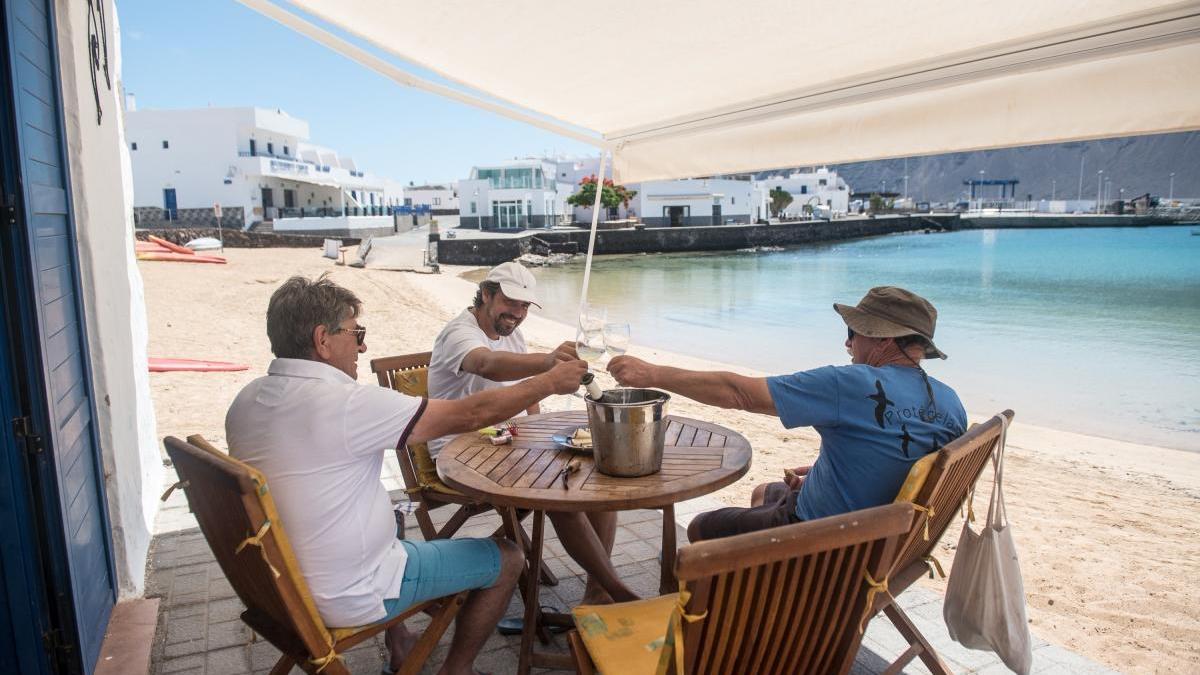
[115,1,595,184]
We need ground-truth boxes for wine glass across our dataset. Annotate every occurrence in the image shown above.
[576,325,607,364]
[603,323,631,357]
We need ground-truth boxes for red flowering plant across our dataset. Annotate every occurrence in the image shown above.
[567,175,638,213]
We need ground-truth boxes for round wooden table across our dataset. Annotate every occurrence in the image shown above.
[437,410,752,674]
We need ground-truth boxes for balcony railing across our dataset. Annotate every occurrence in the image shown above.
[267,206,393,219]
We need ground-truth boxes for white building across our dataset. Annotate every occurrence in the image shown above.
[757,167,851,217]
[404,184,459,212]
[126,107,405,237]
[630,178,763,226]
[458,159,572,230]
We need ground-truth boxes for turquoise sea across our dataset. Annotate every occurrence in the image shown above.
[530,226,1200,451]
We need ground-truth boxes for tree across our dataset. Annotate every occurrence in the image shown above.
[769,187,793,218]
[567,175,638,215]
[869,193,886,213]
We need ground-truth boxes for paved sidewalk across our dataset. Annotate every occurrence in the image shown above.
[146,461,1116,674]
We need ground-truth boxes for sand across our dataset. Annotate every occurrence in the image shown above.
[141,246,1200,673]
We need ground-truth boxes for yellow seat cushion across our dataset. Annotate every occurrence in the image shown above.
[572,593,678,674]
[410,441,464,496]
[893,451,937,503]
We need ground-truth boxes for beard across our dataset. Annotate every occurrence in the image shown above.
[493,313,521,336]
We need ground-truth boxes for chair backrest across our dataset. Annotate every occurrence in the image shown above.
[674,502,914,675]
[163,435,335,663]
[370,352,432,395]
[891,410,1013,578]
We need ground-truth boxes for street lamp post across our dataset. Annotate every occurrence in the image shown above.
[1077,154,1085,201]
[978,170,985,211]
[1169,172,1175,203]
[1096,170,1104,213]
[1051,179,1056,201]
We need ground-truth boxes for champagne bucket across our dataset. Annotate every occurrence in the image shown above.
[585,388,671,477]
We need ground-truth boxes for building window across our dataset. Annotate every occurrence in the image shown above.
[819,179,827,186]
[732,196,736,204]
[801,185,808,194]
[267,142,274,155]
[470,201,477,214]
[283,145,289,156]
[162,140,169,149]
[131,142,138,150]
[433,197,441,205]
[249,139,256,156]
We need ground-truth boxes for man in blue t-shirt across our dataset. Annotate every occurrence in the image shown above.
[609,286,967,542]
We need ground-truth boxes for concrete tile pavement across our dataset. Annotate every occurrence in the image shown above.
[146,467,1117,674]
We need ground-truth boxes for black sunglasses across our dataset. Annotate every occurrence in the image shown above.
[337,325,367,346]
[847,327,856,340]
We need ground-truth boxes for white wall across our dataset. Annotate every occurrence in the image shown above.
[55,0,161,598]
[632,178,754,222]
[274,215,394,231]
[758,169,851,215]
[406,186,458,210]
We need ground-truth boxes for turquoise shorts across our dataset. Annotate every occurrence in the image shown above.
[382,538,501,618]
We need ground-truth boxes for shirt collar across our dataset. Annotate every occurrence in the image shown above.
[267,358,357,384]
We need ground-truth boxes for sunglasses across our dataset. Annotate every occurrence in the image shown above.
[847,327,856,340]
[336,324,367,346]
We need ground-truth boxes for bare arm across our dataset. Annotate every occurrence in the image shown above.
[608,356,777,416]
[410,359,587,442]
[459,341,578,382]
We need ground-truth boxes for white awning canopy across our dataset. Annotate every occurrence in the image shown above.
[243,0,1200,182]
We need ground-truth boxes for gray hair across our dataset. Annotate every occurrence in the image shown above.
[473,280,501,308]
[267,275,361,359]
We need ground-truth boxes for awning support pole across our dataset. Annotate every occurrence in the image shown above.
[577,150,609,325]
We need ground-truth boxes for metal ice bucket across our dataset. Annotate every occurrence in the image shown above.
[585,388,671,477]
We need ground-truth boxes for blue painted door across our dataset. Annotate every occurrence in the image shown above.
[4,0,118,672]
[163,187,178,219]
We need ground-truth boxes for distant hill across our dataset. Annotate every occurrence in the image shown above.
[759,131,1198,202]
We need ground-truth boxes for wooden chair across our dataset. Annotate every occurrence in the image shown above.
[370,352,557,586]
[162,435,466,675]
[567,502,915,675]
[872,410,1015,675]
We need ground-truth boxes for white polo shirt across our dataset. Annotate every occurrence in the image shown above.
[427,308,528,454]
[225,358,425,627]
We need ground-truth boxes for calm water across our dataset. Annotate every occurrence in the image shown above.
[530,227,1200,451]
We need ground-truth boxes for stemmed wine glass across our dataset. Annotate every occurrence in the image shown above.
[603,323,631,357]
[576,304,607,365]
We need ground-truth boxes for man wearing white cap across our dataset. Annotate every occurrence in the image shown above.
[429,262,638,607]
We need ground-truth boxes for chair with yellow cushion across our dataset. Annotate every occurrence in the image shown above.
[871,409,1015,675]
[370,352,557,586]
[162,435,465,675]
[568,503,914,675]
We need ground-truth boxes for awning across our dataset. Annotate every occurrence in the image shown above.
[242,0,1200,182]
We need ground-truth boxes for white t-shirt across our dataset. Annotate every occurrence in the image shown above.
[225,358,425,627]
[427,308,528,454]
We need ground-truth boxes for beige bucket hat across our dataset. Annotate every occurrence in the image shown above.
[834,286,947,359]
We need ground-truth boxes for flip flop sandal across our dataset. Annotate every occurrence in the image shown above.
[496,606,569,635]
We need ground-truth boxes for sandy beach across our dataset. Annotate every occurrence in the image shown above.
[141,246,1200,673]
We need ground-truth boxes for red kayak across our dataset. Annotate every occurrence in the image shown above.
[137,251,226,264]
[147,235,195,255]
[135,241,171,253]
[148,358,248,373]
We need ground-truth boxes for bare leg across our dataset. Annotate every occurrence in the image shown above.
[385,623,418,672]
[438,539,523,675]
[750,482,772,507]
[581,511,618,604]
[547,511,638,603]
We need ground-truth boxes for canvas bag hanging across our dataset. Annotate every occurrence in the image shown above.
[943,414,1033,674]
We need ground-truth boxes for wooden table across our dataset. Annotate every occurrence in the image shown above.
[437,410,752,674]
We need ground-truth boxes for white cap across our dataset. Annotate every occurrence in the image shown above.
[485,262,541,308]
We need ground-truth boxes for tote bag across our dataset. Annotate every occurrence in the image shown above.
[943,414,1033,674]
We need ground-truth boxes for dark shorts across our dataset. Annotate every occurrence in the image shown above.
[689,481,803,541]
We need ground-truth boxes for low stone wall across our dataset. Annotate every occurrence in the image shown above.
[133,206,244,229]
[135,228,359,249]
[439,214,956,265]
[957,214,1178,229]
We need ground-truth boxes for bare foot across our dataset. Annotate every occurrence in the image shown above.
[581,578,614,605]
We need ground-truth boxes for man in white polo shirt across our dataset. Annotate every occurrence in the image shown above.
[226,275,586,675]
[428,263,637,607]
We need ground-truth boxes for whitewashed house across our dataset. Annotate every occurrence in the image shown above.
[403,184,459,213]
[757,167,851,217]
[126,107,405,237]
[458,159,571,230]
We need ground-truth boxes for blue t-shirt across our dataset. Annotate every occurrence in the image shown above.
[766,364,967,521]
